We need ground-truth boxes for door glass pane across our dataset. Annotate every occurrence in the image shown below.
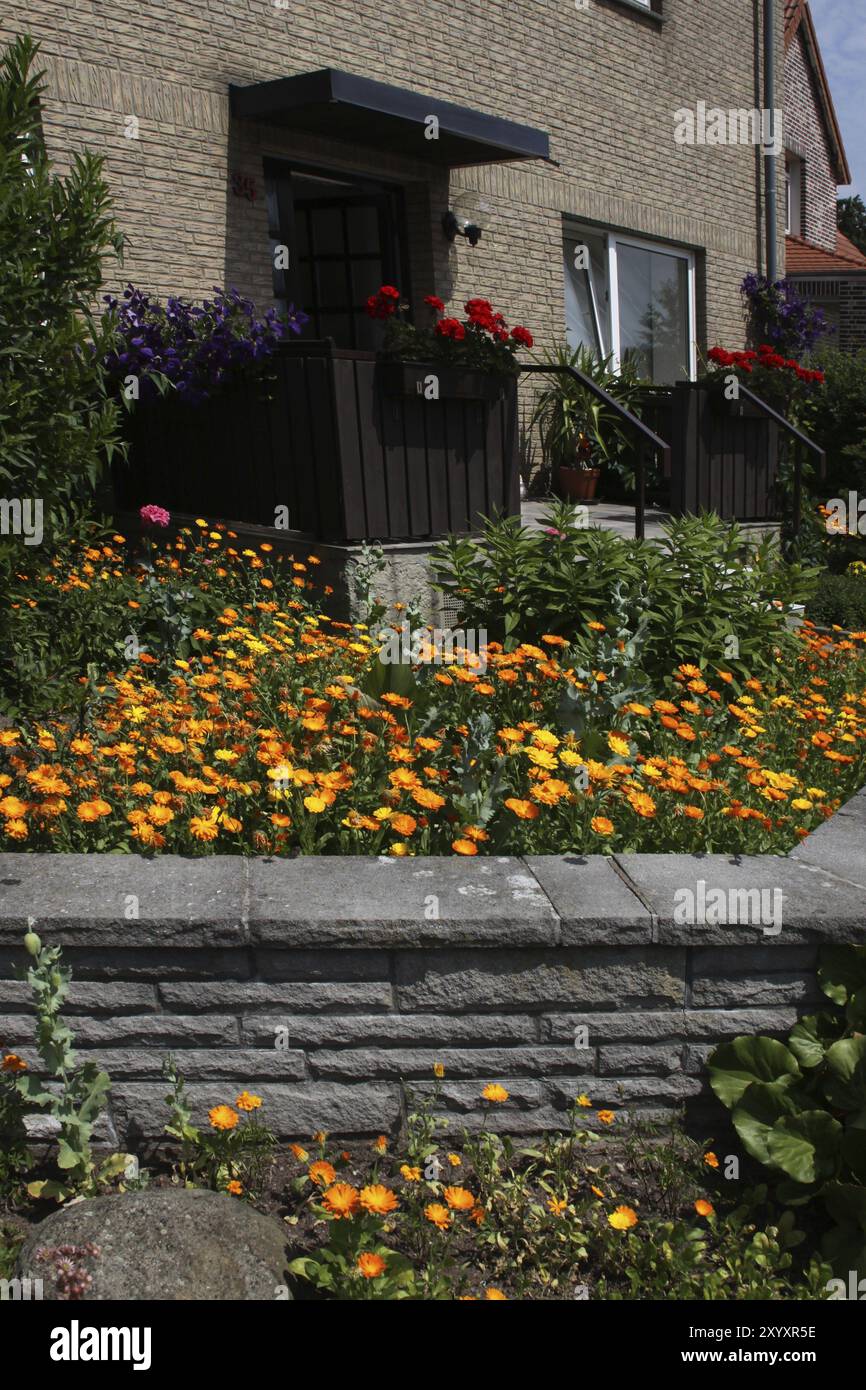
[351,259,384,303]
[316,260,351,309]
[309,207,344,256]
[616,243,689,384]
[347,204,380,254]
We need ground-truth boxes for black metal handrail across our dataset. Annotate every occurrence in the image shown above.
[519,362,671,539]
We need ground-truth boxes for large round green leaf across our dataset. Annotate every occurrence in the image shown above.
[708,1036,801,1109]
[842,1128,866,1183]
[824,1036,866,1114]
[822,1181,866,1234]
[731,1081,799,1166]
[818,946,866,1007]
[788,1013,842,1070]
[764,1110,843,1184]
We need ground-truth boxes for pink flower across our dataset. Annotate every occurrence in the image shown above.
[139,504,170,528]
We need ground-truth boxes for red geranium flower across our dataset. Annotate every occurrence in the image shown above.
[436,317,466,341]
[511,325,533,348]
[424,294,445,313]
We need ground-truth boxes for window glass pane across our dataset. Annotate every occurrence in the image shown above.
[351,259,384,303]
[616,243,689,384]
[308,207,344,256]
[347,204,380,254]
[563,233,607,357]
[316,260,350,308]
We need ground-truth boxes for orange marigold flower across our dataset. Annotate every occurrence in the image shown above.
[704,1152,719,1169]
[443,1186,476,1210]
[357,1252,386,1279]
[209,1105,239,1131]
[322,1183,360,1219]
[76,798,112,822]
[236,1091,261,1111]
[504,797,539,821]
[360,1184,399,1215]
[309,1160,337,1187]
[452,837,478,855]
[694,1199,715,1217]
[372,1134,388,1154]
[226,1180,243,1196]
[1,1053,27,1073]
[400,1164,421,1182]
[290,1143,309,1162]
[484,1287,508,1299]
[189,816,220,841]
[590,815,614,836]
[424,1203,451,1230]
[597,1109,615,1125]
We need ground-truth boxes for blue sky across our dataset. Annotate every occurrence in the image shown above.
[807,0,866,199]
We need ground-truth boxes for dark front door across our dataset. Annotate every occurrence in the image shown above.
[264,164,408,348]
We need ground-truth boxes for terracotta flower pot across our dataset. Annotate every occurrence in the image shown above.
[558,465,600,501]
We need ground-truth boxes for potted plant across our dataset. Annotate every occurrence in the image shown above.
[367,285,533,399]
[529,344,646,502]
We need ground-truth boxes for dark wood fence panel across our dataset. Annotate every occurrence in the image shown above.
[669,384,782,522]
[115,342,520,544]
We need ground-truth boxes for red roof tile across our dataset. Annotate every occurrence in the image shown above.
[786,231,866,275]
[785,0,806,49]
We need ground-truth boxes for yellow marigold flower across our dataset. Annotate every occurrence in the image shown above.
[189,816,220,841]
[526,746,558,770]
[357,1252,386,1279]
[226,1180,243,1196]
[400,1164,421,1182]
[209,1105,239,1131]
[443,1186,476,1210]
[547,1197,567,1216]
[484,1287,507,1299]
[694,1199,715,1217]
[0,797,28,818]
[791,798,813,811]
[608,1205,639,1230]
[360,1184,399,1215]
[433,1062,445,1078]
[236,1091,261,1111]
[532,729,560,750]
[322,1183,359,1219]
[303,794,329,814]
[597,1109,615,1125]
[482,1083,509,1103]
[607,732,631,757]
[576,1094,592,1107]
[424,1203,451,1230]
[389,842,410,856]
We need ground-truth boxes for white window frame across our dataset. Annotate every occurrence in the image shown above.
[607,232,697,381]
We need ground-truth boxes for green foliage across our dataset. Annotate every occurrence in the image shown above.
[708,945,866,1277]
[0,33,124,528]
[528,344,648,491]
[800,347,866,500]
[12,928,132,1203]
[838,195,866,256]
[806,571,866,631]
[432,504,818,682]
[162,1057,276,1197]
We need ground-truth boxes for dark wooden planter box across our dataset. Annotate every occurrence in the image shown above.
[380,360,509,402]
[114,341,519,544]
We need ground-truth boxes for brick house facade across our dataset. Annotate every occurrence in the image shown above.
[2,0,789,383]
[783,0,866,350]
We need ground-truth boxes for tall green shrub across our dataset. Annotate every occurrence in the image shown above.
[0,34,123,534]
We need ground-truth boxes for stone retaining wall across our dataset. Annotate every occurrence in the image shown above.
[1,790,864,1143]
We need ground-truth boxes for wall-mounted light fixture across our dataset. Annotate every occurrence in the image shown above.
[442,210,482,247]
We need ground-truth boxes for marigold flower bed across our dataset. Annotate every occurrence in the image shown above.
[2,524,866,856]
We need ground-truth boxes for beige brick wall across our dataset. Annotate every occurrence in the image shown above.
[2,0,788,360]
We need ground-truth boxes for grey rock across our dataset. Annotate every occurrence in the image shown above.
[15,1188,292,1301]
[597,1044,683,1076]
[112,1081,401,1140]
[394,946,686,1012]
[248,855,558,946]
[241,1012,538,1049]
[791,812,866,889]
[161,980,393,1013]
[0,980,159,1013]
[524,854,652,942]
[309,1045,595,1081]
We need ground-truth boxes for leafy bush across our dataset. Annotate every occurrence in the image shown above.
[0,34,123,529]
[708,945,866,1278]
[800,347,866,500]
[103,284,306,406]
[432,505,818,682]
[806,572,866,631]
